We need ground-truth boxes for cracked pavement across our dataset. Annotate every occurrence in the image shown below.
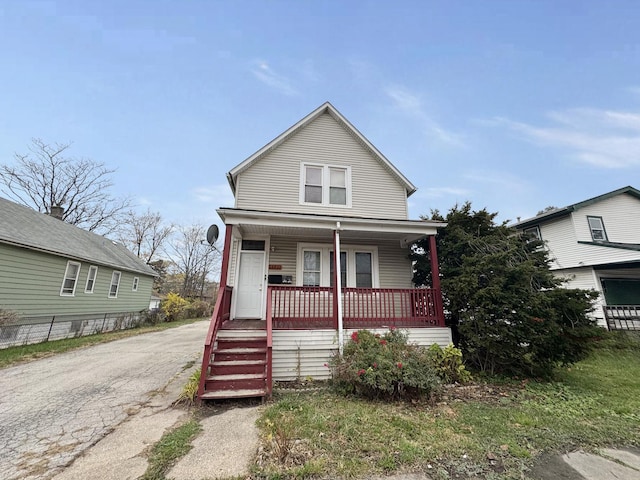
[0,320,209,480]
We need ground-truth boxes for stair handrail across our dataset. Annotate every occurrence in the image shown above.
[266,286,274,398]
[197,285,231,400]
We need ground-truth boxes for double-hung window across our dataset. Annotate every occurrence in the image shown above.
[109,271,121,298]
[298,244,377,288]
[132,277,139,292]
[85,266,98,293]
[587,216,607,241]
[301,164,351,207]
[60,261,81,296]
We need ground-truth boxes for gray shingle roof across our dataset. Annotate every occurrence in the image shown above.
[0,197,157,276]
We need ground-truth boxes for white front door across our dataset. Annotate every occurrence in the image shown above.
[235,251,265,318]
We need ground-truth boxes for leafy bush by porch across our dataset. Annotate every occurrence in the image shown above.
[329,328,441,399]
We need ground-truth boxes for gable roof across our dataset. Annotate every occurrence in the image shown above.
[512,186,640,229]
[226,101,417,197]
[0,197,157,276]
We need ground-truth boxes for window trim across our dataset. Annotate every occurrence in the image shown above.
[523,226,542,241]
[84,265,98,294]
[587,216,608,241]
[299,163,352,208]
[60,260,81,296]
[109,271,121,298]
[132,276,139,292]
[296,243,378,287]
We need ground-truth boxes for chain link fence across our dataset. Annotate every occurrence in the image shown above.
[0,311,147,349]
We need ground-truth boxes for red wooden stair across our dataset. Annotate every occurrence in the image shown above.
[199,330,268,400]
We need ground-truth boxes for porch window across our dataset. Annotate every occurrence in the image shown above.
[355,252,373,288]
[60,261,81,296]
[329,251,347,287]
[301,164,351,207]
[587,216,607,241]
[297,244,378,287]
[302,251,321,286]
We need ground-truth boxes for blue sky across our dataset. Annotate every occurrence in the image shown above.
[1,0,639,230]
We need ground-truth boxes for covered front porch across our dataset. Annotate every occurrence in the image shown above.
[198,209,449,399]
[598,262,640,330]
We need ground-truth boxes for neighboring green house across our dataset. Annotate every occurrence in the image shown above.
[0,197,156,342]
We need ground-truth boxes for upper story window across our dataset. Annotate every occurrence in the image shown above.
[109,271,121,298]
[587,216,607,241]
[523,226,542,241]
[85,265,98,293]
[60,261,81,296]
[301,164,351,207]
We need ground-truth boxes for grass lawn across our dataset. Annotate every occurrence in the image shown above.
[256,339,640,479]
[0,317,205,369]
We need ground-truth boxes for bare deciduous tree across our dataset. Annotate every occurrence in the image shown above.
[118,209,173,263]
[0,138,131,233]
[168,225,220,298]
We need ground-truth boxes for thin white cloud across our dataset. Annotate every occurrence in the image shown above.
[385,85,464,147]
[496,108,640,168]
[464,171,530,193]
[250,60,298,96]
[191,183,235,207]
[416,187,472,198]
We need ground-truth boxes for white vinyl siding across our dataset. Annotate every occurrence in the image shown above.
[60,261,81,296]
[272,328,452,381]
[109,271,121,298]
[85,265,98,293]
[234,112,409,219]
[536,193,640,270]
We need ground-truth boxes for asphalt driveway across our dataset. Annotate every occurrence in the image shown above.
[0,320,209,480]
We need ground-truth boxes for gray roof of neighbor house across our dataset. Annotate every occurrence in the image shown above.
[0,197,157,276]
[512,186,640,229]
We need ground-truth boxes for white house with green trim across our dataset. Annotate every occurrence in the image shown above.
[512,186,640,329]
[0,197,156,341]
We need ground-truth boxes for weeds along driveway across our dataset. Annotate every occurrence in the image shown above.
[0,320,209,480]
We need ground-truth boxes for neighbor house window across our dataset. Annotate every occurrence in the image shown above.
[85,266,98,293]
[587,216,607,241]
[298,244,378,288]
[301,164,351,207]
[60,261,81,296]
[523,226,542,241]
[109,271,121,298]
[132,277,139,292]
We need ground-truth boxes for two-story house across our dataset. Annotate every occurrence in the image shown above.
[198,102,451,400]
[512,186,640,330]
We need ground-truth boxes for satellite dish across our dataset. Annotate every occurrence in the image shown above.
[206,224,219,246]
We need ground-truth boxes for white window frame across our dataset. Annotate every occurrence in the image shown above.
[299,163,352,208]
[84,265,98,294]
[296,243,378,288]
[523,226,542,241]
[587,216,608,241]
[60,261,81,296]
[109,271,121,298]
[132,277,139,292]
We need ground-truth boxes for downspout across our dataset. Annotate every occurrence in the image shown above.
[335,222,344,354]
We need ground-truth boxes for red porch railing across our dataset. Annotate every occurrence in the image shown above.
[269,286,335,329]
[197,285,233,399]
[269,286,444,329]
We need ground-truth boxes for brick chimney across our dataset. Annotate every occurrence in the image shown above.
[49,205,64,220]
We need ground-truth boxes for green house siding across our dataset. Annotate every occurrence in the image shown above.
[0,243,153,318]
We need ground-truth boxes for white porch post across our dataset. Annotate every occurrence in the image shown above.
[334,222,344,354]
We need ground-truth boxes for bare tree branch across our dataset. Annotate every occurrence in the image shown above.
[0,138,131,234]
